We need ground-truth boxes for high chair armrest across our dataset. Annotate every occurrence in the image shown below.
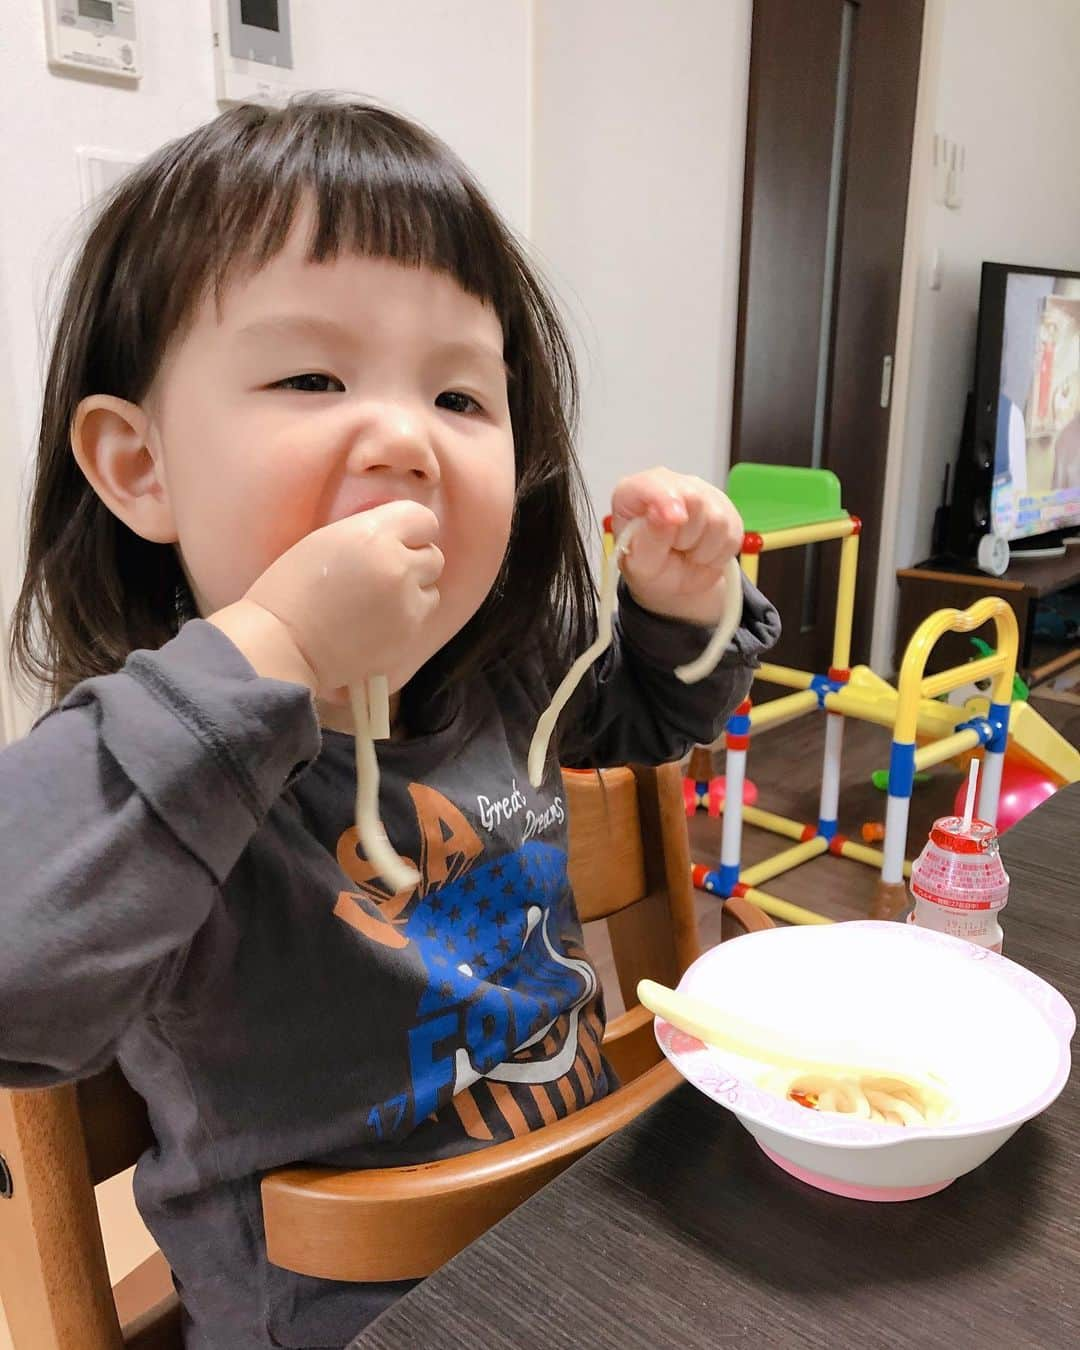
[261,1057,682,1283]
[721,893,773,936]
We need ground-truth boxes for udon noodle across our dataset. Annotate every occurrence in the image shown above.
[762,1068,954,1126]
[528,516,745,787]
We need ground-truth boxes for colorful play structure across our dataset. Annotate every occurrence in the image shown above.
[679,464,1080,927]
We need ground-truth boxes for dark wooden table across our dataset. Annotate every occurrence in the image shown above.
[351,786,1080,1349]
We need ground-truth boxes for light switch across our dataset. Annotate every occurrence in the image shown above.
[76,147,141,208]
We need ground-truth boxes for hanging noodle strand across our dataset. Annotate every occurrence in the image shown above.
[528,515,745,788]
[352,509,746,890]
[349,678,419,894]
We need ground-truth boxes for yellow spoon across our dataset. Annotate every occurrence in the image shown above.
[637,978,953,1124]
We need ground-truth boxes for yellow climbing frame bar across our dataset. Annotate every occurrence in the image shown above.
[913,728,984,773]
[895,598,1019,746]
[740,804,809,841]
[748,689,820,732]
[756,663,814,691]
[739,885,834,926]
[832,532,860,673]
[738,837,828,889]
[754,517,859,551]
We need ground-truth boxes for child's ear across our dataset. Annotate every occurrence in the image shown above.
[71,395,177,543]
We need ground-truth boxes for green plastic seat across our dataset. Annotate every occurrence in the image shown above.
[726,463,849,535]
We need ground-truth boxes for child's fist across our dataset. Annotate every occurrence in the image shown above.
[611,468,743,626]
[213,501,444,701]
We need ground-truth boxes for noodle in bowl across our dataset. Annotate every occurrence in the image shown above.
[654,921,1075,1201]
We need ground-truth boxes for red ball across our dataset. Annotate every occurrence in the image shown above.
[953,759,1057,832]
[709,776,759,811]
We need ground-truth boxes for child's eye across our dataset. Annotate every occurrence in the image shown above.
[271,373,346,393]
[435,390,482,415]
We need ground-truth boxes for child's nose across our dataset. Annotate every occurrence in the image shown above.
[348,406,440,484]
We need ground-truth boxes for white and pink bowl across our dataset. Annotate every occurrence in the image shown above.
[654,921,1075,1201]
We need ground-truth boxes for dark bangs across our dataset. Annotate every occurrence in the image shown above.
[110,99,525,388]
[11,96,594,707]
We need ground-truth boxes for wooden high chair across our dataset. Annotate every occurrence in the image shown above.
[0,762,772,1348]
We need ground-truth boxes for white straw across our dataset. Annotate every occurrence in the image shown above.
[961,757,980,832]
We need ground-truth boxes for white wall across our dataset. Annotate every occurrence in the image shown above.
[0,0,530,738]
[530,0,752,517]
[880,0,1080,663]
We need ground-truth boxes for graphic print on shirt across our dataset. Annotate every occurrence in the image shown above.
[333,782,602,1143]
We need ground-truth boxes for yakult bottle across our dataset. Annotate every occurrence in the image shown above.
[908,816,1009,953]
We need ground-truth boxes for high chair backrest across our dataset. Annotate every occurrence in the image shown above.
[0,1064,178,1349]
[561,762,703,1082]
[563,761,767,1078]
[0,762,772,1341]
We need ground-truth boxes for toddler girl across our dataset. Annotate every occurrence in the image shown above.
[0,96,778,1348]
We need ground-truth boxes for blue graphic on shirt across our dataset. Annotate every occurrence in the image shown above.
[366,840,595,1139]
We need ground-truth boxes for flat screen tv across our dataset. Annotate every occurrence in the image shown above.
[948,262,1080,563]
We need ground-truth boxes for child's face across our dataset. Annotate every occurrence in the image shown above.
[147,221,515,665]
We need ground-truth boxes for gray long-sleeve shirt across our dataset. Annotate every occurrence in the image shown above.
[0,581,778,1349]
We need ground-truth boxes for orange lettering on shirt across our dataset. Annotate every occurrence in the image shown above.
[335,826,418,918]
[333,785,482,928]
[407,783,483,885]
[333,892,412,948]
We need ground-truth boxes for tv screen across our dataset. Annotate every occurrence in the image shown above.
[989,266,1080,542]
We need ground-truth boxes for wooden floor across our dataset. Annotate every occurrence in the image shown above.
[583,692,1079,1017]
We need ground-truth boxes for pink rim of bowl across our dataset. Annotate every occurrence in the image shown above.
[756,1145,954,1201]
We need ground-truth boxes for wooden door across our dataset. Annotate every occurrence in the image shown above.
[733,0,923,674]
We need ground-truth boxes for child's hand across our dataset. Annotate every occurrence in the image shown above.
[212,502,443,700]
[611,468,743,627]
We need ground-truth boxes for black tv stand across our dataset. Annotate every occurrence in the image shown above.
[1010,530,1070,559]
[895,550,1080,686]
